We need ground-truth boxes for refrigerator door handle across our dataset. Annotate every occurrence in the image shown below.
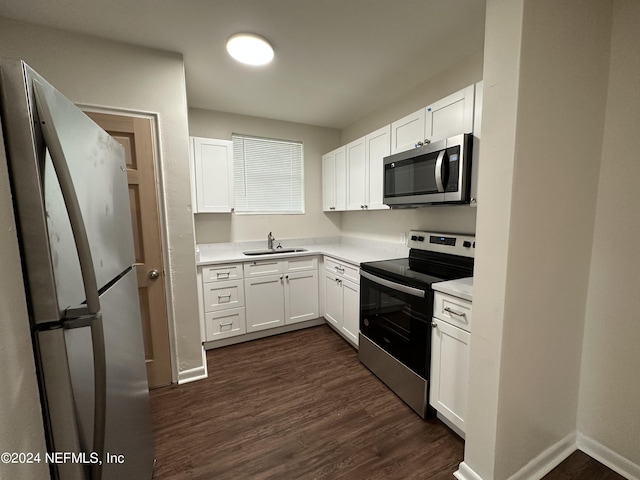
[33,79,107,480]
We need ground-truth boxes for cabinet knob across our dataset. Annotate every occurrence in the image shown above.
[431,321,437,328]
[424,139,431,144]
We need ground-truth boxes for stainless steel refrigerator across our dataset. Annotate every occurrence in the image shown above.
[0,59,154,479]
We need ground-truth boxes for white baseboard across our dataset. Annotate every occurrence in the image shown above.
[454,433,575,480]
[577,432,640,480]
[454,461,483,480]
[177,346,208,385]
[507,433,576,480]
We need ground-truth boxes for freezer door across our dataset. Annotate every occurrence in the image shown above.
[43,268,153,480]
[35,74,135,308]
[0,60,134,320]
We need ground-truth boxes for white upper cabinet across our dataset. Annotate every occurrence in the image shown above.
[390,85,475,154]
[322,146,346,212]
[390,108,426,154]
[365,125,391,211]
[425,84,475,144]
[345,136,366,210]
[344,125,391,211]
[190,137,234,213]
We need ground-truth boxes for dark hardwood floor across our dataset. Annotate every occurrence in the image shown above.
[150,325,625,480]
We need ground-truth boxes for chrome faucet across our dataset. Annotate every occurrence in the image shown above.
[267,232,275,249]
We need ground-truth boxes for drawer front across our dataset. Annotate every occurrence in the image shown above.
[204,307,246,341]
[433,292,472,332]
[202,263,243,283]
[284,256,318,272]
[203,279,245,312]
[324,256,359,284]
[244,260,283,277]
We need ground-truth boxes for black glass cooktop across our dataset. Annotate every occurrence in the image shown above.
[360,250,474,290]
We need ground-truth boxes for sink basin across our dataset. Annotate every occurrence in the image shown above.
[243,248,308,256]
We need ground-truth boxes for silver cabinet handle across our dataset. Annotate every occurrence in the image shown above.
[444,306,466,317]
[335,266,345,272]
[216,271,230,278]
[218,293,232,299]
[219,321,233,327]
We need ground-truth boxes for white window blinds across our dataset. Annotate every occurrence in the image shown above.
[233,134,304,214]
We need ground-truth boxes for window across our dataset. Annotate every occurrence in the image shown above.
[232,134,304,214]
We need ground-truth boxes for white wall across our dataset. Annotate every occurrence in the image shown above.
[339,51,484,242]
[0,136,49,479]
[189,108,342,244]
[0,17,203,380]
[578,0,640,471]
[462,0,613,479]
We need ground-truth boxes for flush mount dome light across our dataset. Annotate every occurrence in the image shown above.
[226,33,274,66]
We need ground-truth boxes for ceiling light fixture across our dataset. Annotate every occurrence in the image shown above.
[226,33,274,66]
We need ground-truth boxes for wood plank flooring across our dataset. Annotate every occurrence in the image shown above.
[149,325,625,480]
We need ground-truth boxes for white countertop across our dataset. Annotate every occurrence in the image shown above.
[432,277,473,301]
[196,236,409,267]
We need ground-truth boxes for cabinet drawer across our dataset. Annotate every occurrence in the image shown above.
[203,279,245,312]
[204,307,246,341]
[433,292,472,332]
[284,256,317,272]
[324,257,359,284]
[244,260,283,277]
[202,263,243,283]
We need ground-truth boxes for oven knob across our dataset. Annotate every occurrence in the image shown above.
[411,235,418,241]
[417,236,424,241]
[364,318,370,327]
[463,241,472,248]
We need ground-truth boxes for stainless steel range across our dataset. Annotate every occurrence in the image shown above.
[358,231,475,418]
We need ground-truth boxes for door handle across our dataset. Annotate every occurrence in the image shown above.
[435,150,446,192]
[148,269,160,280]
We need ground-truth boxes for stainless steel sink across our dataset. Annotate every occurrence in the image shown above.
[242,248,308,256]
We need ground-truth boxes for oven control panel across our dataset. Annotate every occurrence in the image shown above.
[407,230,476,257]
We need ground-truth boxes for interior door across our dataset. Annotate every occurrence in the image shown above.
[86,112,172,388]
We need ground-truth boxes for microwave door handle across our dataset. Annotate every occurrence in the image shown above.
[33,80,107,480]
[435,150,446,192]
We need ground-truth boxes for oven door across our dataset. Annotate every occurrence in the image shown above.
[359,270,433,378]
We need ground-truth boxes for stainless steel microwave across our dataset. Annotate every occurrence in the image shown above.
[383,133,472,207]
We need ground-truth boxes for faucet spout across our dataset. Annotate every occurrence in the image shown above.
[267,232,275,249]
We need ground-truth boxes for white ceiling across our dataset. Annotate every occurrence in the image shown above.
[0,0,486,129]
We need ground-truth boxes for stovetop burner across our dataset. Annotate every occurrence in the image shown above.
[360,231,475,290]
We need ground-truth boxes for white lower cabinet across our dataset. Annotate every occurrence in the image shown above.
[244,257,319,333]
[323,257,360,347]
[198,262,247,342]
[204,307,246,341]
[429,291,472,437]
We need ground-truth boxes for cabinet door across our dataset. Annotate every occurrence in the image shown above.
[334,146,347,211]
[429,319,471,434]
[424,85,475,143]
[345,137,367,210]
[365,125,391,211]
[191,137,234,213]
[244,275,285,332]
[341,279,360,346]
[323,272,342,328]
[284,271,319,325]
[322,151,336,211]
[390,108,425,154]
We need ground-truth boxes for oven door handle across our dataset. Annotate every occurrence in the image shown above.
[360,270,425,298]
